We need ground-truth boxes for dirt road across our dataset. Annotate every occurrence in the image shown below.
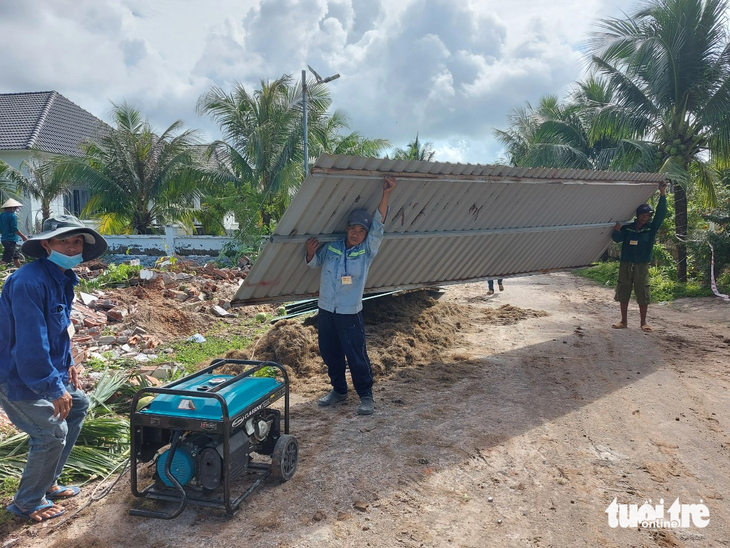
[4,273,730,547]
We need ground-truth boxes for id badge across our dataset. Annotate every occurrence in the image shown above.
[341,275,353,285]
[67,322,76,339]
[629,240,638,246]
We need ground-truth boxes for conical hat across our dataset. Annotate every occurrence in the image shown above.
[1,198,22,208]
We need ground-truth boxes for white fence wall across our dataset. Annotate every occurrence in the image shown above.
[104,226,232,257]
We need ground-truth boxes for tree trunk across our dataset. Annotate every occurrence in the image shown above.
[261,209,272,230]
[674,183,688,282]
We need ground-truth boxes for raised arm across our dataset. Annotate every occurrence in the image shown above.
[378,176,396,221]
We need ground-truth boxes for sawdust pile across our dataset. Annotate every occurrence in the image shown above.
[229,291,547,383]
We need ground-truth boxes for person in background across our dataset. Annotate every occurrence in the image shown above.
[611,181,668,331]
[305,176,396,416]
[487,279,503,295]
[1,198,28,268]
[0,215,107,522]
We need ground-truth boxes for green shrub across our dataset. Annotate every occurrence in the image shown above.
[573,261,619,287]
[575,260,712,301]
[77,262,142,292]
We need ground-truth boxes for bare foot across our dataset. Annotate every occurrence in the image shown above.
[30,503,65,521]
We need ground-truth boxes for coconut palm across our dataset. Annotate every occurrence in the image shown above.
[198,75,333,228]
[309,109,391,158]
[0,156,75,224]
[60,103,205,234]
[392,134,436,161]
[588,0,730,281]
[0,162,23,203]
[494,95,596,169]
[494,77,639,171]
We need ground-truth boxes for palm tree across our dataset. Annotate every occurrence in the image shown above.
[0,156,76,224]
[309,109,391,158]
[494,78,636,170]
[392,134,436,161]
[588,0,730,281]
[494,95,595,169]
[60,103,205,234]
[197,75,332,228]
[0,162,23,203]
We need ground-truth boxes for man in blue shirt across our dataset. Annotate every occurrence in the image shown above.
[305,176,396,415]
[0,215,107,522]
[0,198,28,268]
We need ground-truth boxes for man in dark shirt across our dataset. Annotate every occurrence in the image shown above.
[0,215,107,522]
[611,181,667,331]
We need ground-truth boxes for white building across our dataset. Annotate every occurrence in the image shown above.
[0,91,107,233]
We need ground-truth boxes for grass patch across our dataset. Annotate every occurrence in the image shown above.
[0,476,18,501]
[154,332,264,373]
[574,261,713,302]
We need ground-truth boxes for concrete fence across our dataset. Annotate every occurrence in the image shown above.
[103,226,233,258]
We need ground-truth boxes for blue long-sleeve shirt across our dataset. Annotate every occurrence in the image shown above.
[306,210,385,314]
[0,258,77,401]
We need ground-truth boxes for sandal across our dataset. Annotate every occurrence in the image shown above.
[6,501,65,522]
[612,322,627,329]
[46,485,80,500]
[641,324,653,332]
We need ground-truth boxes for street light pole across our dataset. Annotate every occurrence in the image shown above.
[302,66,340,178]
[302,69,309,178]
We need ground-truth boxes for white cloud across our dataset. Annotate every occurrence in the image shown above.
[0,0,640,163]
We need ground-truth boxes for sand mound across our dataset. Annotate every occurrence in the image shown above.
[232,291,546,383]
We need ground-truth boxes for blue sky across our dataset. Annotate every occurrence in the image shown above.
[0,0,639,164]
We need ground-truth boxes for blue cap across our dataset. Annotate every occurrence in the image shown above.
[347,209,372,230]
[636,203,654,215]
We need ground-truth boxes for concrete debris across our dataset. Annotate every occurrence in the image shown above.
[79,291,97,306]
[164,289,190,301]
[211,305,235,318]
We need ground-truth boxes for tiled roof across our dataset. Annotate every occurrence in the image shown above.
[0,91,107,156]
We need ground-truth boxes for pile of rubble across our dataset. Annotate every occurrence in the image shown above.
[68,260,261,371]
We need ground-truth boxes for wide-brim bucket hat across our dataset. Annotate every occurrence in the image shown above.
[1,198,22,209]
[21,214,108,262]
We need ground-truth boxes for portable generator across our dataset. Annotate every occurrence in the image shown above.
[129,359,298,519]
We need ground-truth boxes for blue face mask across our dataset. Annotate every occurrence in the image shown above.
[47,250,83,270]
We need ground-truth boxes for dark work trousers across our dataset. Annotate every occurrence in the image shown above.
[317,308,373,398]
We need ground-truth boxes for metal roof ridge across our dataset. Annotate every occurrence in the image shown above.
[26,91,57,150]
[312,154,666,182]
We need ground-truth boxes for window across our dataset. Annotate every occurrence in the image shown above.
[64,189,90,217]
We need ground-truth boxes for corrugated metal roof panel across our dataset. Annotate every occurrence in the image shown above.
[232,154,666,305]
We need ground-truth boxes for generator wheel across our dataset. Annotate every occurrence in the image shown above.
[271,434,298,481]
